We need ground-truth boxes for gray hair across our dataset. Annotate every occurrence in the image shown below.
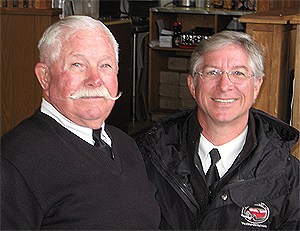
[190,30,265,84]
[38,15,119,65]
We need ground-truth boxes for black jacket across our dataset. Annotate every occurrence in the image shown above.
[136,107,299,230]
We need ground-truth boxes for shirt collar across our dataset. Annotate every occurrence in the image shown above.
[40,98,111,146]
[199,126,248,177]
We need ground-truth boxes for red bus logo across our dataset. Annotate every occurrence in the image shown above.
[241,202,270,224]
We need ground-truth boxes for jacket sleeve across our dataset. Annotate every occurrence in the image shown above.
[136,132,152,160]
[1,156,43,230]
[277,155,300,230]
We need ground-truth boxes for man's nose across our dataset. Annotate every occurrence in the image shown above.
[85,67,104,87]
[217,72,234,92]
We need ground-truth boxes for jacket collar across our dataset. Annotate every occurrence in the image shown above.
[186,108,258,201]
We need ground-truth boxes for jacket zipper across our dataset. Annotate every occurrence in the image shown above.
[150,151,199,215]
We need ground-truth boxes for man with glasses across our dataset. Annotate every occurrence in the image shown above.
[136,31,299,230]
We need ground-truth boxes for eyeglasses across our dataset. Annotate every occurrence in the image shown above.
[196,68,254,84]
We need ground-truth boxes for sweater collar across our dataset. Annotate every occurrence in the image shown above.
[40,98,111,146]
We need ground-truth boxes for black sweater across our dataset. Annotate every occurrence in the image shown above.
[1,109,161,230]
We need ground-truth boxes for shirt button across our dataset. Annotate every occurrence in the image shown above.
[221,194,228,201]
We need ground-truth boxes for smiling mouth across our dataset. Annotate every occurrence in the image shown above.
[213,98,237,103]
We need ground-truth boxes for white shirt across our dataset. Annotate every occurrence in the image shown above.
[40,98,111,147]
[198,126,248,178]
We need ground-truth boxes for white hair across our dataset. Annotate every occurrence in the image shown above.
[38,15,119,65]
[190,30,265,86]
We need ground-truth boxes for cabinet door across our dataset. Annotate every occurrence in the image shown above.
[1,9,61,136]
[246,23,294,123]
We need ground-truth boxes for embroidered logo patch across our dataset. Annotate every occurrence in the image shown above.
[241,202,270,228]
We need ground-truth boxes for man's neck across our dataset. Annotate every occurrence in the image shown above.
[197,110,249,146]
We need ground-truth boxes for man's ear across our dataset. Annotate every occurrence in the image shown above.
[35,63,50,90]
[253,76,263,101]
[187,74,196,99]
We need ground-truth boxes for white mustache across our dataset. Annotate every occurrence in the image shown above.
[69,86,122,101]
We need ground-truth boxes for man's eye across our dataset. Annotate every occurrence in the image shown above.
[101,64,111,68]
[233,71,246,76]
[72,63,81,67]
[207,70,218,75]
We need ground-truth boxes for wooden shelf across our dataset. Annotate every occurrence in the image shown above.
[151,46,194,52]
[150,6,254,16]
[239,8,299,24]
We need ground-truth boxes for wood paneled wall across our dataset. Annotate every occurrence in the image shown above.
[258,0,299,12]
[1,8,62,136]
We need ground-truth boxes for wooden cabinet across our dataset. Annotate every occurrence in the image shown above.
[291,15,300,158]
[257,0,299,13]
[148,7,252,116]
[1,8,62,136]
[239,9,298,123]
[239,9,300,158]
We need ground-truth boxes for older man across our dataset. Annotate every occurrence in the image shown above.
[1,16,160,230]
[137,31,299,230]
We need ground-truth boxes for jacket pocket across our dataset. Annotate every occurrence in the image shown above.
[201,174,290,230]
[229,174,289,207]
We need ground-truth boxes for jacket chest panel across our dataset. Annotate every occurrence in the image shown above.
[200,173,289,229]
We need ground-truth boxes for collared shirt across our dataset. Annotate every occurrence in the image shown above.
[198,126,248,178]
[40,98,112,147]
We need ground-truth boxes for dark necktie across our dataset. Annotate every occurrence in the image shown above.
[205,148,221,191]
[92,128,112,159]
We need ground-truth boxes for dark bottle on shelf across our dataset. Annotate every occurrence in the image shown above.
[172,22,182,48]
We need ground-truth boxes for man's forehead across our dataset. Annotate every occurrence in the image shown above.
[68,28,107,38]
